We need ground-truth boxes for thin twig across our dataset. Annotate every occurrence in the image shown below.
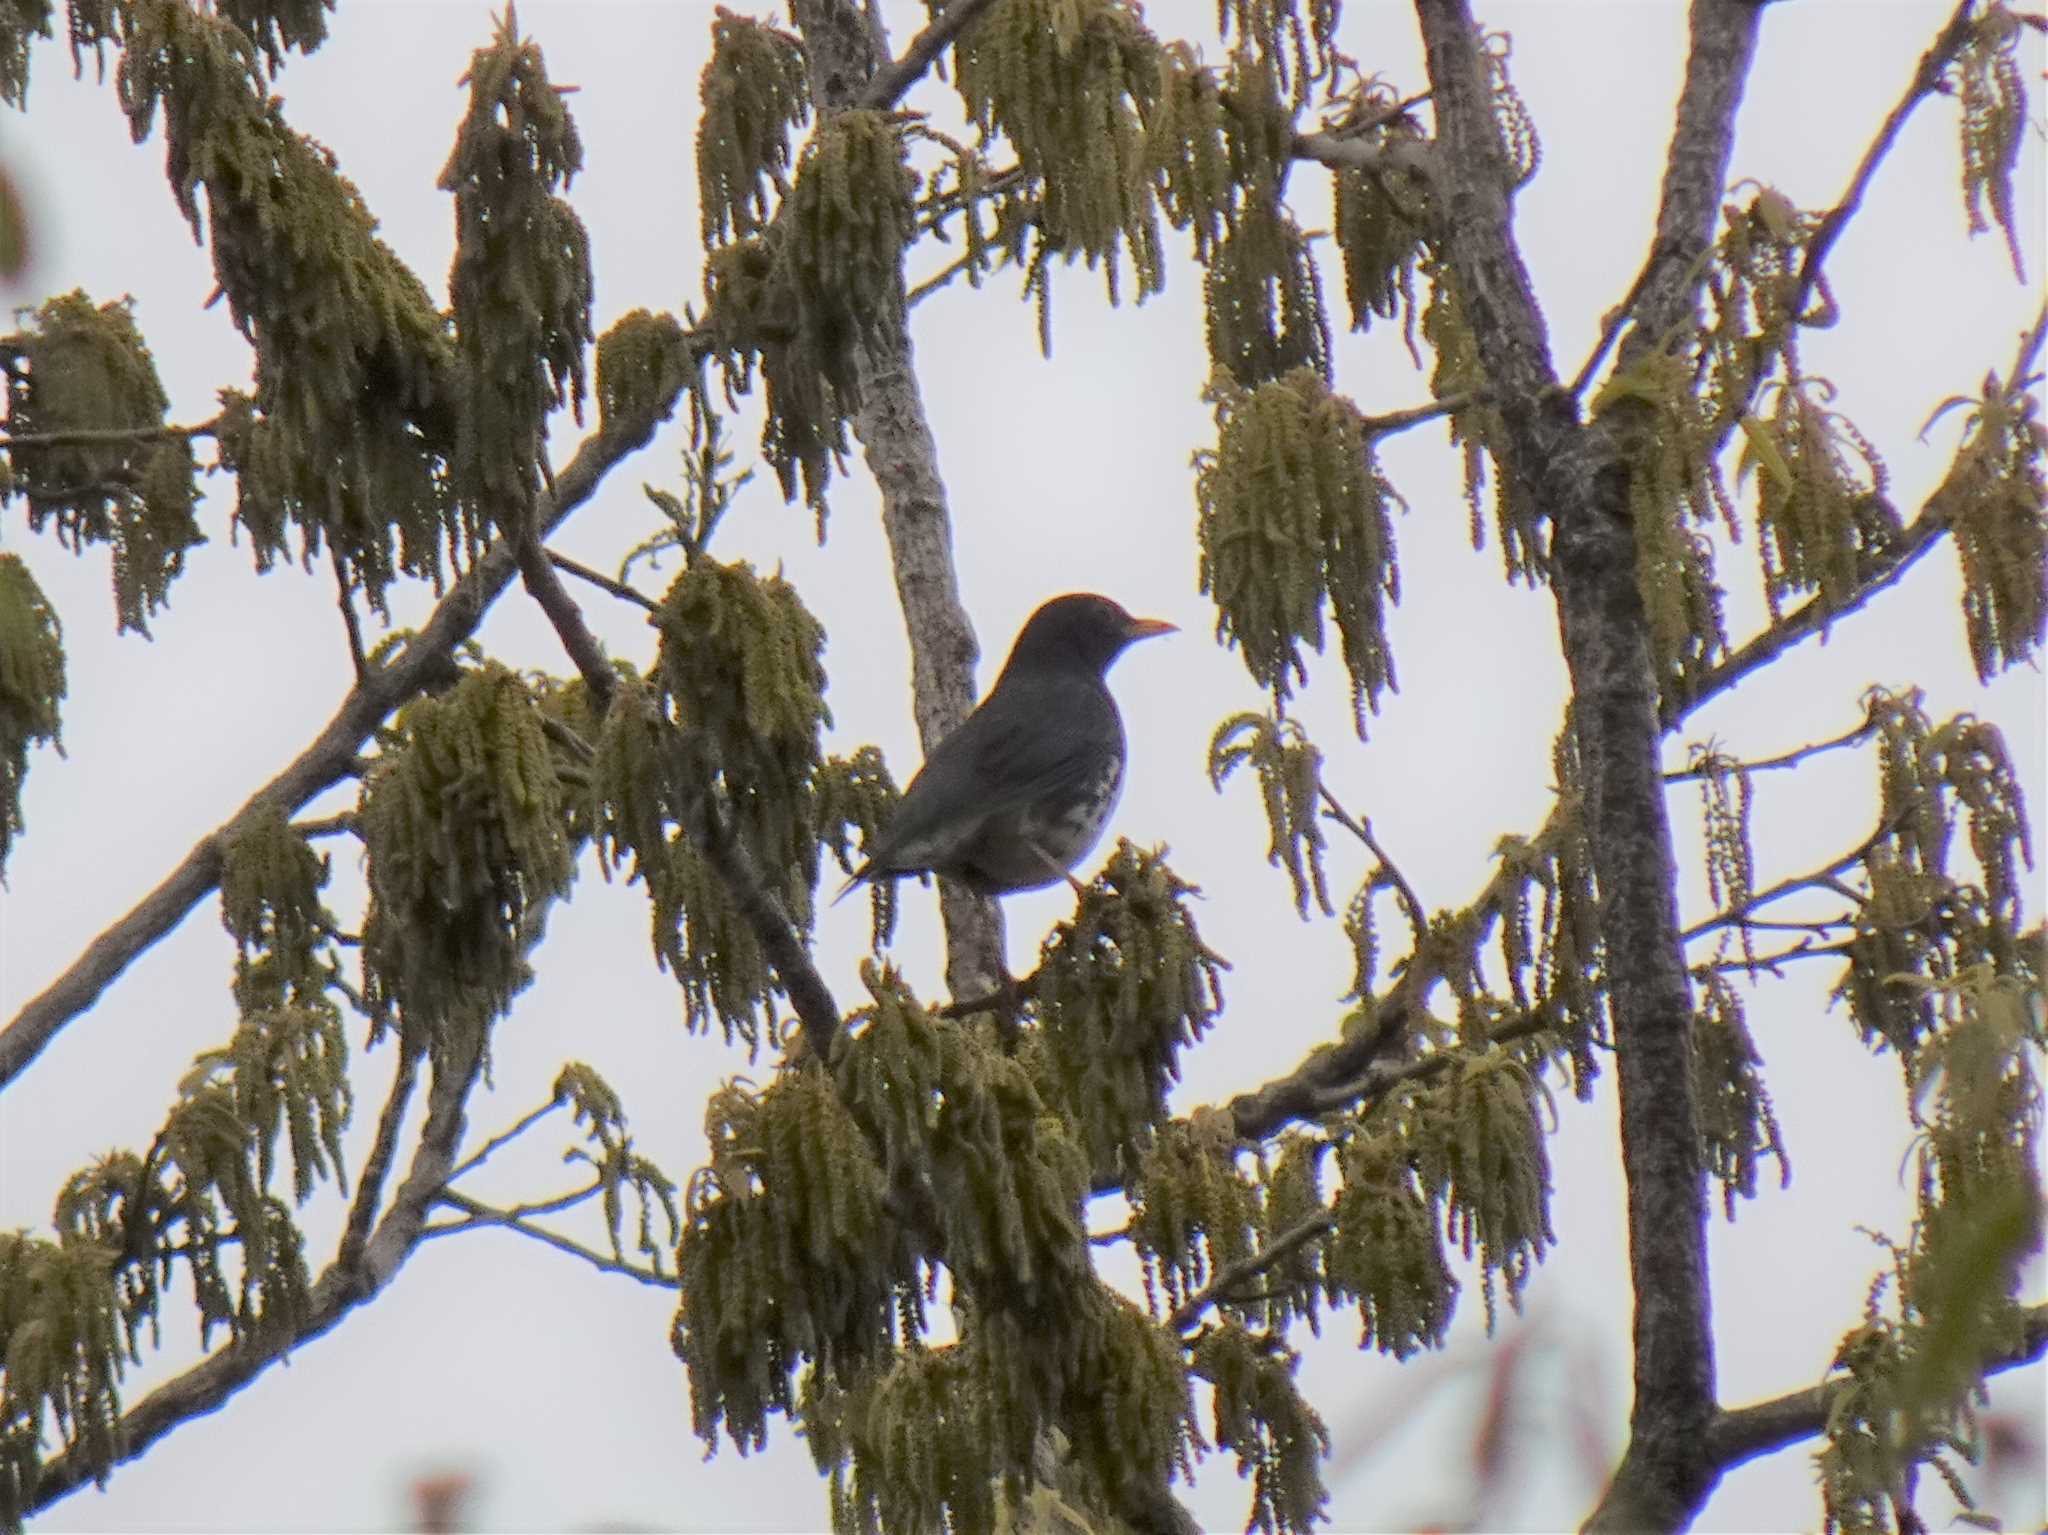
[1697,939,1853,977]
[336,1042,422,1271]
[429,1189,678,1289]
[1318,785,1429,948]
[0,420,219,450]
[546,548,659,613]
[291,812,359,840]
[1357,391,1479,438]
[332,552,368,683]
[1663,714,1876,783]
[445,1097,562,1184]
[1781,1,1980,363]
[494,1179,607,1223]
[1169,1211,1336,1332]
[1681,824,1885,944]
[908,243,991,308]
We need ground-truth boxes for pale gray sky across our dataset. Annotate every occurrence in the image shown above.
[2,2,2042,1531]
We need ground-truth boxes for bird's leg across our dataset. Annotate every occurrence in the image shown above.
[1019,833,1089,900]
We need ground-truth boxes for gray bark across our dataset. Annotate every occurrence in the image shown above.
[1409,1,1766,1526]
[790,0,1009,1003]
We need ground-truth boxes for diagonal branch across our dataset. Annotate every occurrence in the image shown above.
[1707,1303,2048,1473]
[546,547,658,613]
[1777,1,1980,385]
[28,1026,491,1514]
[428,1188,678,1289]
[1169,1212,1335,1333]
[0,376,689,1093]
[859,0,1007,111]
[1667,302,2048,729]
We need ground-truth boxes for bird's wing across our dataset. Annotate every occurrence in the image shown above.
[859,677,1120,875]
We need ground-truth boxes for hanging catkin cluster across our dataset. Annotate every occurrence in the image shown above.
[1031,843,1228,1178]
[440,12,593,530]
[359,664,574,1055]
[1197,368,1402,736]
[696,10,809,248]
[2,292,201,633]
[0,554,64,875]
[116,0,463,612]
[704,111,915,507]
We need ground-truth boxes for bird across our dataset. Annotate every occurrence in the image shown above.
[837,593,1175,900]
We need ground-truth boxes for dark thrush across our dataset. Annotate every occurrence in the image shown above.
[837,593,1175,900]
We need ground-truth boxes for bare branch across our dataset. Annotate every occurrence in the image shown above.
[336,1042,422,1271]
[1169,1212,1336,1333]
[331,552,368,684]
[545,548,659,613]
[1667,302,2047,729]
[859,0,1006,111]
[29,1029,489,1514]
[1601,0,1765,377]
[291,812,358,840]
[515,497,617,712]
[1780,2,1980,376]
[1358,391,1480,439]
[1663,714,1876,783]
[1707,1303,2048,1473]
[0,372,690,1093]
[0,420,218,450]
[1681,828,1879,944]
[428,1188,678,1289]
[1319,785,1430,949]
[445,1096,563,1185]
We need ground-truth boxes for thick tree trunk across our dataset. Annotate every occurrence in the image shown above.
[1410,1,1766,1526]
[790,0,1008,1004]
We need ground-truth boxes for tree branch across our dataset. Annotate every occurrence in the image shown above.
[0,420,218,450]
[332,551,368,683]
[0,378,688,1093]
[515,492,618,712]
[1168,1212,1336,1333]
[859,0,1006,111]
[1779,1,1980,380]
[1318,785,1430,950]
[546,547,659,613]
[793,0,1005,1004]
[1707,1303,2048,1473]
[445,1096,562,1185]
[1667,302,2048,729]
[29,1027,489,1513]
[1662,713,1876,783]
[1358,391,1479,439]
[428,1189,678,1289]
[336,1041,422,1272]
[1603,0,1765,377]
[1681,827,1880,944]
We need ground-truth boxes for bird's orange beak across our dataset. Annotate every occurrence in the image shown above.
[1125,616,1177,641]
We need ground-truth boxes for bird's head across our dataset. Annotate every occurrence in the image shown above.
[1000,593,1176,682]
